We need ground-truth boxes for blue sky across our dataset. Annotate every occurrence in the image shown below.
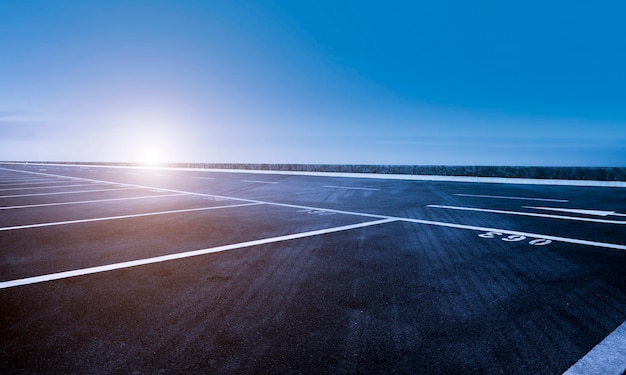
[1,0,625,166]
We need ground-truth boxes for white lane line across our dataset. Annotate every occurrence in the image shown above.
[154,174,171,177]
[525,206,626,217]
[0,193,186,210]
[563,321,626,375]
[192,176,215,180]
[242,179,279,184]
[455,193,568,202]
[0,187,140,199]
[427,205,626,225]
[0,202,262,231]
[0,183,107,192]
[2,166,625,251]
[0,218,397,289]
[323,185,379,191]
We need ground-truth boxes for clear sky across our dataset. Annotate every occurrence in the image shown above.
[1,0,625,166]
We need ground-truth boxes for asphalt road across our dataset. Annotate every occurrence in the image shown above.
[1,163,625,374]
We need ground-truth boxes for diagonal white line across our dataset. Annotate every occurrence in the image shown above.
[0,193,186,210]
[0,183,107,192]
[0,202,262,231]
[0,218,397,289]
[0,187,140,198]
[0,179,85,187]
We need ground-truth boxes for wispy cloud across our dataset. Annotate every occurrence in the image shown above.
[0,109,39,118]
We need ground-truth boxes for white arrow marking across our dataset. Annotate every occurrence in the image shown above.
[525,206,626,217]
[427,205,626,224]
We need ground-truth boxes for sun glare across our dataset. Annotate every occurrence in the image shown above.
[111,111,191,167]
[138,147,165,167]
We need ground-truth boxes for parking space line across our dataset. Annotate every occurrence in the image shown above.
[0,187,140,199]
[427,205,626,225]
[323,185,379,191]
[455,193,568,202]
[563,320,626,375]
[0,183,107,192]
[0,202,262,231]
[0,218,397,289]
[0,193,186,210]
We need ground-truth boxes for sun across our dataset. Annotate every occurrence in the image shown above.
[129,133,171,168]
[113,112,187,166]
[138,147,165,168]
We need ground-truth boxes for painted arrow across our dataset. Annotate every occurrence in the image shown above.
[524,206,626,217]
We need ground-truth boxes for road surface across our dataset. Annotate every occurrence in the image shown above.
[1,163,625,374]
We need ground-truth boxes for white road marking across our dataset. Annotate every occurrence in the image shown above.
[0,178,63,183]
[455,193,568,202]
[525,206,626,217]
[397,216,626,251]
[0,183,106,192]
[427,204,626,225]
[192,176,215,180]
[563,321,626,375]
[154,174,171,177]
[0,202,262,231]
[242,179,279,184]
[0,218,397,289]
[0,193,186,210]
[2,166,625,251]
[0,187,140,199]
[0,180,81,187]
[323,185,379,191]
